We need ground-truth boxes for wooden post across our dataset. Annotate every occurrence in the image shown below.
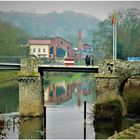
[44,106,46,139]
[84,101,86,139]
[40,71,46,139]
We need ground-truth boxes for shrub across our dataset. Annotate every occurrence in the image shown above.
[94,92,127,120]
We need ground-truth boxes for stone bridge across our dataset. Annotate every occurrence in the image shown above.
[15,58,140,117]
[95,59,140,96]
[18,58,98,117]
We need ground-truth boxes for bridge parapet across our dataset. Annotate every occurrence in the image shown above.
[95,59,140,96]
[97,59,140,75]
[19,57,40,77]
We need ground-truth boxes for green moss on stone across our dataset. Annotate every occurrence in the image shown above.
[94,93,127,120]
[18,71,40,77]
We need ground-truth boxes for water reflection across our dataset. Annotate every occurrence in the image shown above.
[45,78,93,105]
[19,117,43,139]
[0,81,19,113]
[44,74,95,139]
[0,75,140,139]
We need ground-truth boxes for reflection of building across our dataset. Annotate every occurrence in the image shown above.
[45,82,72,105]
[81,81,90,95]
[44,80,90,105]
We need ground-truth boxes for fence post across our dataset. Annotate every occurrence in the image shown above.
[84,101,86,139]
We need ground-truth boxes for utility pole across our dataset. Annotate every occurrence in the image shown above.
[112,11,117,60]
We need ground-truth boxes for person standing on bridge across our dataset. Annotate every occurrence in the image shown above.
[85,55,88,66]
[85,55,90,66]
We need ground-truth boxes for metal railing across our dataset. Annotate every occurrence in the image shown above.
[0,56,22,64]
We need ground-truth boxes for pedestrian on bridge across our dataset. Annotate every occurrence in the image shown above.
[85,55,90,66]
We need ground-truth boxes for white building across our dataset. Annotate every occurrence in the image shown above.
[28,40,51,58]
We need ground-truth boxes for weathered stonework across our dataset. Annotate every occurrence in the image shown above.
[19,58,43,117]
[94,59,140,120]
[95,59,140,96]
[95,75,119,96]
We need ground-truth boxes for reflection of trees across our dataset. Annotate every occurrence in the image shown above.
[44,80,91,105]
[0,82,19,113]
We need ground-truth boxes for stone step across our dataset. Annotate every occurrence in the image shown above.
[129,126,140,133]
[108,123,140,139]
[134,123,140,129]
[123,130,135,138]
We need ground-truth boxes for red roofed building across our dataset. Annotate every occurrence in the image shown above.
[28,40,51,45]
[28,37,75,59]
[28,39,51,58]
[50,37,74,59]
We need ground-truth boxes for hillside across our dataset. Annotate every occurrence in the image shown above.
[0,10,100,47]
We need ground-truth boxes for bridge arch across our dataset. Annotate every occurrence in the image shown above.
[119,72,140,95]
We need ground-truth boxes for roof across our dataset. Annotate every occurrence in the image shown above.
[28,40,51,45]
[83,44,92,46]
[50,36,73,45]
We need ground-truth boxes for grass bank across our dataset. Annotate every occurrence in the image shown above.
[0,71,18,88]
[0,71,18,82]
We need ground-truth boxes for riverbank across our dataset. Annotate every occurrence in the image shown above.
[94,77,140,120]
[94,77,140,138]
[0,113,19,139]
[0,71,18,82]
[108,123,140,139]
[0,119,5,139]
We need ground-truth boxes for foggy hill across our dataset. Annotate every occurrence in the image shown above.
[0,10,100,47]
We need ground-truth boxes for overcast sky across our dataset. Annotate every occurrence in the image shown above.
[0,1,140,20]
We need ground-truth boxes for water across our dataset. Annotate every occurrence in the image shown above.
[0,81,19,113]
[44,74,95,139]
[0,74,140,139]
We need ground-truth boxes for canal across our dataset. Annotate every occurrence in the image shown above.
[0,73,140,139]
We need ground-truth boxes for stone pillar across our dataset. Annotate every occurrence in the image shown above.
[18,58,43,117]
[95,74,119,97]
[95,59,119,97]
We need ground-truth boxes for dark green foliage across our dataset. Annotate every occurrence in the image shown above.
[94,93,127,120]
[0,10,100,48]
[95,100,122,120]
[124,83,140,114]
[93,8,140,60]
[0,20,29,56]
[0,81,19,113]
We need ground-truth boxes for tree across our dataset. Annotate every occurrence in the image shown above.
[93,8,140,60]
[0,21,29,57]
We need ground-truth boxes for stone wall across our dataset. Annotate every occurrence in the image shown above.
[95,59,140,96]
[19,58,43,117]
[94,59,140,120]
[95,75,119,96]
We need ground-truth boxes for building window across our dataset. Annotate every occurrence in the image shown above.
[43,48,46,53]
[61,41,63,44]
[38,48,40,52]
[33,48,36,52]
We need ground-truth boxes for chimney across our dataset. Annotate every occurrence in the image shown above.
[78,29,83,51]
